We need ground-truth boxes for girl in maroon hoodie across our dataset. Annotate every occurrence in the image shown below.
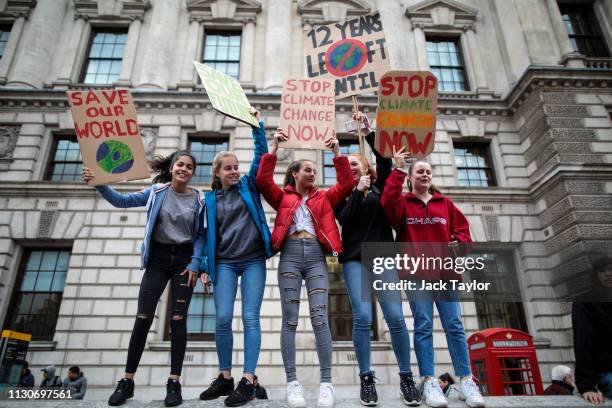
[256,129,353,408]
[381,148,485,408]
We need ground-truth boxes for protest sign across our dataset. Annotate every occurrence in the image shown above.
[67,89,149,186]
[375,71,438,159]
[279,78,336,149]
[193,61,259,127]
[304,13,390,99]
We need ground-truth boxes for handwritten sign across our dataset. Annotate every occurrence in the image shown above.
[67,89,149,186]
[375,71,438,159]
[279,78,335,149]
[193,61,259,127]
[305,13,390,99]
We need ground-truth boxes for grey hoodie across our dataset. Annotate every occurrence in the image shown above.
[62,372,87,399]
[40,366,62,388]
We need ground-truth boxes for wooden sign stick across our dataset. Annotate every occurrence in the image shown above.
[352,95,365,155]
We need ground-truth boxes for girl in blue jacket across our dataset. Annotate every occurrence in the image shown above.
[82,150,204,407]
[198,108,274,407]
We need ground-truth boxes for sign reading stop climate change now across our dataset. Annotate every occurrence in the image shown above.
[194,61,259,128]
[375,71,438,159]
[280,78,336,149]
[305,13,390,99]
[67,89,149,186]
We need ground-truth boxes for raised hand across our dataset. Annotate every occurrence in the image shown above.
[356,175,371,192]
[324,136,340,157]
[271,128,289,155]
[82,167,94,184]
[249,107,260,121]
[392,145,409,169]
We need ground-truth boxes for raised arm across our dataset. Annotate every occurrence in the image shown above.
[325,155,354,208]
[365,131,392,191]
[380,146,409,231]
[82,166,153,208]
[256,153,284,210]
[245,108,268,186]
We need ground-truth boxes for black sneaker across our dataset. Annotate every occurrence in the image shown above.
[200,373,235,400]
[108,378,134,406]
[224,377,255,407]
[164,378,182,407]
[400,373,421,406]
[359,372,378,406]
[253,375,268,399]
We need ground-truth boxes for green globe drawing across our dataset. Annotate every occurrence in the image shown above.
[96,140,135,174]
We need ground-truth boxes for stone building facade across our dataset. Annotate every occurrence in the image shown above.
[0,0,611,398]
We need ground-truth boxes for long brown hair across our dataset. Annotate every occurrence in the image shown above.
[150,150,196,184]
[283,159,313,187]
[407,160,441,194]
[211,151,238,190]
[348,153,377,183]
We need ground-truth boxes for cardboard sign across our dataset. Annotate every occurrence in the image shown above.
[193,61,259,127]
[304,13,390,99]
[67,89,149,186]
[375,71,438,159]
[279,78,336,149]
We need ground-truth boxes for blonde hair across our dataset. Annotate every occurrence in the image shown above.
[211,151,238,190]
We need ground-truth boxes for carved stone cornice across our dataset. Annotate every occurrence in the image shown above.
[0,0,36,20]
[185,0,261,22]
[72,0,149,21]
[406,0,477,30]
[297,0,370,25]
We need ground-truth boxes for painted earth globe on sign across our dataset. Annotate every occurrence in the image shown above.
[96,140,134,174]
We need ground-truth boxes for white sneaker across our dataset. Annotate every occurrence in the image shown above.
[286,381,307,408]
[421,377,448,407]
[317,382,335,407]
[459,376,485,407]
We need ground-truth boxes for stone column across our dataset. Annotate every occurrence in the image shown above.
[136,0,180,89]
[544,0,584,67]
[0,15,26,84]
[6,0,68,88]
[53,15,89,87]
[412,23,429,71]
[263,0,291,90]
[116,16,143,87]
[177,16,201,90]
[302,21,313,77]
[463,26,489,93]
[239,17,256,84]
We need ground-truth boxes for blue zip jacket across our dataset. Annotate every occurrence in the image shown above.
[96,183,205,272]
[202,121,275,284]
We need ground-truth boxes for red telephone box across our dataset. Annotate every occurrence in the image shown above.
[468,328,544,396]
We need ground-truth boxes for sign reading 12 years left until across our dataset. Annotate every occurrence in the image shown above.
[305,13,389,99]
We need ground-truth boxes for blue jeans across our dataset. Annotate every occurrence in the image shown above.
[214,259,266,375]
[408,299,471,378]
[343,260,412,376]
[599,372,612,399]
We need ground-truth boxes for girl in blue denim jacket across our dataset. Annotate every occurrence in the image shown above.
[82,150,204,407]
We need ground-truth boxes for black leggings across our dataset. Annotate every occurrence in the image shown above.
[125,242,195,376]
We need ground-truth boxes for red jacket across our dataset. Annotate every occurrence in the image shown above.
[381,168,472,280]
[256,153,354,254]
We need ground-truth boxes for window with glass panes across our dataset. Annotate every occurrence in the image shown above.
[323,141,359,185]
[0,26,11,59]
[559,3,609,57]
[189,138,229,184]
[46,136,83,182]
[467,251,527,332]
[203,32,241,79]
[82,30,127,84]
[453,143,495,187]
[427,38,469,92]
[4,249,71,341]
[327,256,377,341]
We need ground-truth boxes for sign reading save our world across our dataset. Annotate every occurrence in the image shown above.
[193,61,259,127]
[304,13,390,99]
[67,89,149,186]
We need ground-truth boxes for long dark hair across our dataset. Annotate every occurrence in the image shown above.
[283,159,312,187]
[407,159,441,194]
[151,150,196,184]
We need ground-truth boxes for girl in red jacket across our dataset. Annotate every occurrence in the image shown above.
[256,129,353,408]
[380,148,485,408]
